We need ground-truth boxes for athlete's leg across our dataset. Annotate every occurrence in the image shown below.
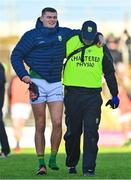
[48,101,63,169]
[32,102,47,174]
[32,102,46,155]
[48,101,63,151]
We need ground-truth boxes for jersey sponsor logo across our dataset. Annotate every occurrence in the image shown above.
[71,55,100,62]
[87,26,93,32]
[76,62,94,67]
[70,55,100,68]
[58,35,62,41]
[38,41,45,44]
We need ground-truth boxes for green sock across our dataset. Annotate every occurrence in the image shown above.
[38,155,46,167]
[50,151,57,160]
[48,151,59,170]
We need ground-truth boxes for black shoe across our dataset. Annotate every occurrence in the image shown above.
[83,169,95,176]
[0,152,10,158]
[68,167,77,174]
[37,165,47,175]
[48,159,59,170]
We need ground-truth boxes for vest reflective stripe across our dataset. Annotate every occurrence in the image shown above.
[63,35,104,88]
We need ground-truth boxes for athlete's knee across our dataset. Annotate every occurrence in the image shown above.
[35,121,45,133]
[52,118,62,129]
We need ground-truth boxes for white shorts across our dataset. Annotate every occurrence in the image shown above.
[30,79,63,104]
[11,103,31,120]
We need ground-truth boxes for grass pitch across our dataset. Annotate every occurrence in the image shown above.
[0,146,131,179]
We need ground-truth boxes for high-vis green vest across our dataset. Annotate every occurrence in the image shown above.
[63,35,104,88]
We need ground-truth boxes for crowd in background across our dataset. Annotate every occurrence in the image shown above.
[103,29,131,146]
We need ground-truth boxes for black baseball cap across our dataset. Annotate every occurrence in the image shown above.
[81,20,97,41]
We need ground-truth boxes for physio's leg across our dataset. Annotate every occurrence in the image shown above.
[83,94,102,174]
[64,92,83,168]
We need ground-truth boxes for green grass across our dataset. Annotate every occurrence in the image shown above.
[0,146,131,179]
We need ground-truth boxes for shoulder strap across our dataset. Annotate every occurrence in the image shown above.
[66,45,88,60]
[63,45,87,70]
[64,44,92,70]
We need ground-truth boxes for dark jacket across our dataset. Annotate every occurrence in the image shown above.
[11,18,79,83]
[102,45,118,96]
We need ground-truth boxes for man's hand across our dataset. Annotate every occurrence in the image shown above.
[97,35,106,47]
[105,96,120,109]
[22,76,32,84]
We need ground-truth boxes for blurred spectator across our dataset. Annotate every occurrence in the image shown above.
[119,86,131,146]
[107,34,123,65]
[0,62,10,157]
[8,75,31,152]
[116,63,131,146]
[124,30,131,64]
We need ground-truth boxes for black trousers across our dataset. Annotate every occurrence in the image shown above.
[64,87,102,173]
[0,84,10,155]
[0,111,10,155]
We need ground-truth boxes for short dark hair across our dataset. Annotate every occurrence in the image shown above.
[42,7,57,16]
